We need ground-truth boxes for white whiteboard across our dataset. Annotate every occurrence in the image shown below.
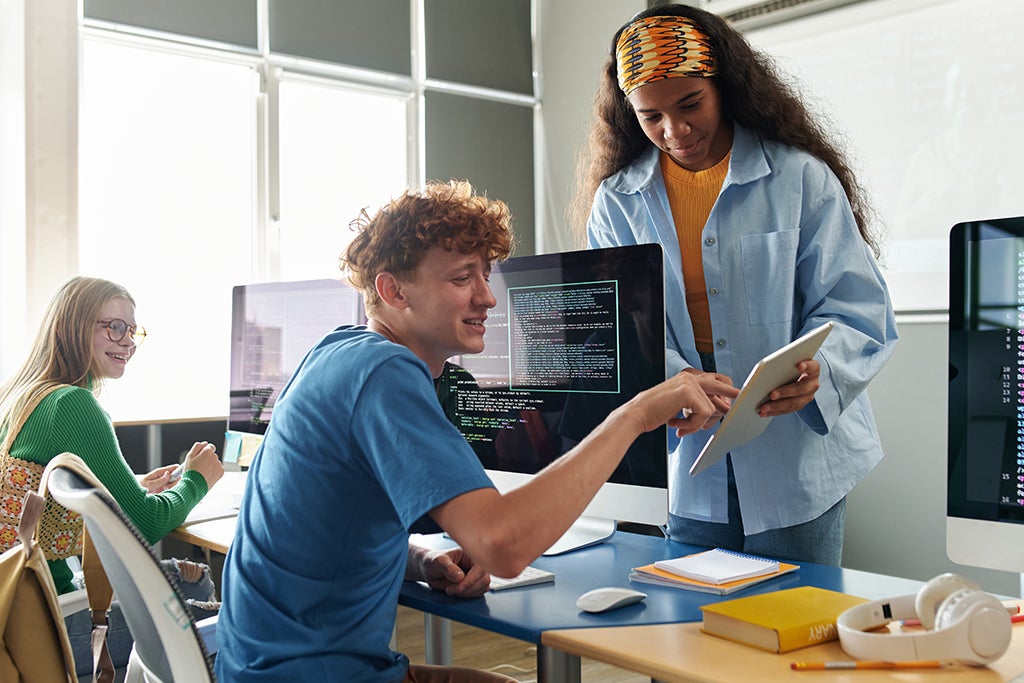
[748,0,1024,312]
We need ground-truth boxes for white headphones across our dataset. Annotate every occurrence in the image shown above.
[836,573,1012,666]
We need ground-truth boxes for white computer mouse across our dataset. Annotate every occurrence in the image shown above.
[576,586,647,613]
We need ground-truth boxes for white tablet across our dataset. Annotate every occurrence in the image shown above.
[688,321,834,477]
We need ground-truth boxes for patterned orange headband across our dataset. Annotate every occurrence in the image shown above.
[615,15,718,96]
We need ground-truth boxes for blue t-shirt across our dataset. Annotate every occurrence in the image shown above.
[216,327,494,682]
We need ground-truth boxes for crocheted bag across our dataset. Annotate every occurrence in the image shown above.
[0,453,118,683]
[0,386,83,558]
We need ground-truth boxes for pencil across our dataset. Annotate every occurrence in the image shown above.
[791,661,944,671]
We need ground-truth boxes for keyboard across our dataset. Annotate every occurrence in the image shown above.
[206,489,243,509]
[488,565,555,591]
[203,471,247,509]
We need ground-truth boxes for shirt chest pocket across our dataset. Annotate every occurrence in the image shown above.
[739,230,800,325]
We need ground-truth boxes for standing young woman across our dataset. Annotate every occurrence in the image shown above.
[0,276,223,668]
[573,4,898,565]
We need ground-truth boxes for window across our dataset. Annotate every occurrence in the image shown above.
[43,1,535,423]
[79,39,258,419]
[278,79,410,281]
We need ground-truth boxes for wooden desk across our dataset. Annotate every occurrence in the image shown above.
[171,516,236,555]
[542,619,1024,683]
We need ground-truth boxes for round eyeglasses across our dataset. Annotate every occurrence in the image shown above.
[97,318,147,345]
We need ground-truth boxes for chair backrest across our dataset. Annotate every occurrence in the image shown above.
[45,461,214,683]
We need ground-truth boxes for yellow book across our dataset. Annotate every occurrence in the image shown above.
[700,586,868,653]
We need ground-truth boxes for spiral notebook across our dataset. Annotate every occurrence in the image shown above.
[656,548,779,584]
[631,548,799,595]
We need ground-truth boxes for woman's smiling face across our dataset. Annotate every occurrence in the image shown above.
[627,76,733,172]
[93,296,138,379]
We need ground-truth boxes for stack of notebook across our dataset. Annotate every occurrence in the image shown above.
[630,548,799,595]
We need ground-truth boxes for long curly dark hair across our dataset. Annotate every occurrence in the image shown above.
[570,3,880,257]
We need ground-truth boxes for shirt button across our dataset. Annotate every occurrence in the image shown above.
[709,288,719,297]
[705,236,716,247]
[715,338,726,348]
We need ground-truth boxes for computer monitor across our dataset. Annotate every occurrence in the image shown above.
[947,216,1024,573]
[438,244,668,555]
[227,278,364,462]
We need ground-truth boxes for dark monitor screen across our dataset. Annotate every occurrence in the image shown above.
[437,244,667,490]
[228,279,363,435]
[947,216,1024,573]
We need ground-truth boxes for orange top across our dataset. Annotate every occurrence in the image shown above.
[661,150,729,354]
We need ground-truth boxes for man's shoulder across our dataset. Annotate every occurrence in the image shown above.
[301,327,431,391]
[316,327,420,366]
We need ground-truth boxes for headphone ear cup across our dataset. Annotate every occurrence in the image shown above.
[934,589,1012,665]
[915,573,980,630]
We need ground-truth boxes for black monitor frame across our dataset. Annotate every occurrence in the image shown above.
[947,215,1024,573]
[439,243,669,553]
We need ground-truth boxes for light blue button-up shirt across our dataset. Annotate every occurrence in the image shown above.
[588,125,898,535]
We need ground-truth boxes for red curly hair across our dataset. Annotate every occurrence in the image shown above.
[341,180,515,315]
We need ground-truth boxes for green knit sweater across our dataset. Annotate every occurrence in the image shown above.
[6,385,208,593]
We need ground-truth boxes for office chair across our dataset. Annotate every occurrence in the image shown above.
[45,454,217,683]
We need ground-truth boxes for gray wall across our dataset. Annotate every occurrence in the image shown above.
[542,1,1022,596]
[539,0,644,254]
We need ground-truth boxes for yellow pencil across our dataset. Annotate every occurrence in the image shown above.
[791,660,945,671]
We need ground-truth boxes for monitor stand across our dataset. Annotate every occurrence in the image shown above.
[542,515,616,556]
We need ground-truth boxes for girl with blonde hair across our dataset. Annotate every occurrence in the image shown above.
[0,276,223,670]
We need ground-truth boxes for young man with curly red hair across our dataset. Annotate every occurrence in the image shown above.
[216,180,735,682]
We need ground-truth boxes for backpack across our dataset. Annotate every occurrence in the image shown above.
[0,487,78,682]
[0,454,118,683]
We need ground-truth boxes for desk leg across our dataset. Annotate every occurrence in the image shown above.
[537,644,580,683]
[146,424,163,471]
[148,424,163,556]
[423,614,452,665]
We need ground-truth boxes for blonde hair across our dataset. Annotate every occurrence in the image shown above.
[0,276,135,430]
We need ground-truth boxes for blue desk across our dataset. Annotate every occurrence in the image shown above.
[399,531,925,683]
